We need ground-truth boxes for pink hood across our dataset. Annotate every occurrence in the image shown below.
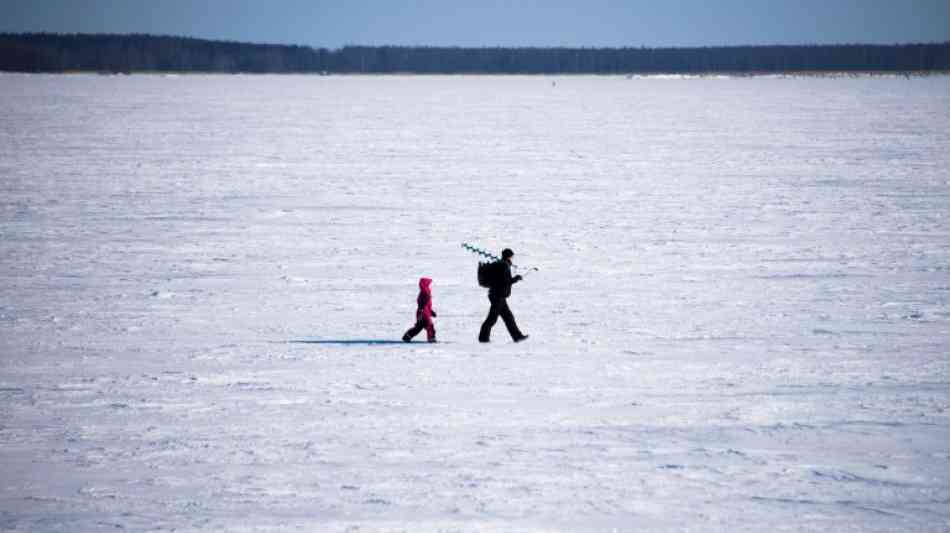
[416,277,434,319]
[419,277,432,292]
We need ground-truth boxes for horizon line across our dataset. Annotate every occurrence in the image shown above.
[5,31,949,51]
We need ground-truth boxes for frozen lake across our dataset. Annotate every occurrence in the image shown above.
[1,73,949,531]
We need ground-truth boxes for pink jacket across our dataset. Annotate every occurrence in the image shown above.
[416,277,435,320]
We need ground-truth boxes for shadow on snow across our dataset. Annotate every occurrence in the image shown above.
[286,339,411,345]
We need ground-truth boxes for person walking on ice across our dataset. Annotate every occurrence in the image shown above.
[403,277,437,343]
[479,248,529,343]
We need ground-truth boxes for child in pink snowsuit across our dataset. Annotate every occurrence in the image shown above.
[402,277,437,342]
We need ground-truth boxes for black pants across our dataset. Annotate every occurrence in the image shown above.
[479,295,524,342]
[403,316,435,342]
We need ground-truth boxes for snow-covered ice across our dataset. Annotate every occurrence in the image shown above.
[1,73,949,531]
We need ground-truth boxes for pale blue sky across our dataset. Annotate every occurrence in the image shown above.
[2,0,949,48]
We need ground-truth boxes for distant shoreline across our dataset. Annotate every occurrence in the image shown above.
[4,70,948,78]
[3,33,949,75]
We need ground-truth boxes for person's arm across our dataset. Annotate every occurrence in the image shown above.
[421,292,435,316]
[501,263,518,285]
[508,265,522,284]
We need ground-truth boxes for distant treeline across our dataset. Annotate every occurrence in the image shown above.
[2,33,949,74]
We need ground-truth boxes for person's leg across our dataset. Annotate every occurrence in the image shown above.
[497,299,526,340]
[478,297,500,342]
[403,319,425,342]
[424,319,436,342]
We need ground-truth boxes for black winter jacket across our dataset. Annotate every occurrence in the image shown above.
[488,260,521,299]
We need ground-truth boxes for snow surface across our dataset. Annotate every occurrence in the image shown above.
[1,73,949,531]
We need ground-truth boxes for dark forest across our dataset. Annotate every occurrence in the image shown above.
[2,33,949,74]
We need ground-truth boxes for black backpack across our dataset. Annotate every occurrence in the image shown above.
[477,261,498,288]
